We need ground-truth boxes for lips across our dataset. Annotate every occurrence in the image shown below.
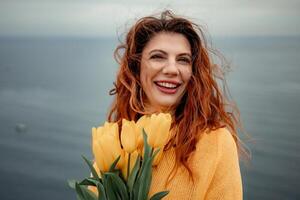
[154,80,182,94]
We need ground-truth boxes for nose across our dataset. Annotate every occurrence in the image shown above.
[162,59,179,76]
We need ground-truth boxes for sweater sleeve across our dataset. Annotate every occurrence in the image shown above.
[204,128,243,200]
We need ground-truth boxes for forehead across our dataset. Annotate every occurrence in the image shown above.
[142,32,191,55]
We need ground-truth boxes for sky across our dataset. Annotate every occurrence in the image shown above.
[0,0,300,37]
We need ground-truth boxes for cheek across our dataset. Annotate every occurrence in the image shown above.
[181,67,192,82]
[140,62,157,85]
[140,66,152,92]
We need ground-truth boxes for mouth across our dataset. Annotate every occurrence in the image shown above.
[154,80,182,94]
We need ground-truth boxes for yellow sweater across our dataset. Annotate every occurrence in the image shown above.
[149,127,243,200]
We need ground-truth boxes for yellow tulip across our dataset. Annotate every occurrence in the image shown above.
[136,113,172,148]
[120,150,139,180]
[136,115,149,153]
[92,122,124,172]
[121,119,140,153]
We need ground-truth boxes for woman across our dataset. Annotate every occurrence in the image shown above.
[108,10,243,199]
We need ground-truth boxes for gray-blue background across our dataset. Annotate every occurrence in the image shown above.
[0,36,299,200]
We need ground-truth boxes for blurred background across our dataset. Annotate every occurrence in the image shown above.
[0,0,299,199]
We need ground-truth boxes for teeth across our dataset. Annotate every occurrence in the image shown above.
[156,82,178,88]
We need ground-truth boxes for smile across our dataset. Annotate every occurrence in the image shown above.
[154,81,181,94]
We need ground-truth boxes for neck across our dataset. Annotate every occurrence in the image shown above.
[143,103,175,117]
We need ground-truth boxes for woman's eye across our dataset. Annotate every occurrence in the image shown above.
[150,54,164,60]
[178,57,191,64]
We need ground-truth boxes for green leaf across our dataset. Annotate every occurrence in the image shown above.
[103,174,118,200]
[139,130,151,175]
[149,191,170,200]
[75,182,85,200]
[82,155,100,181]
[83,187,98,200]
[137,158,153,200]
[132,130,154,200]
[134,130,165,200]
[79,178,99,186]
[75,182,98,200]
[127,156,141,193]
[135,147,162,200]
[109,155,121,172]
[143,129,151,158]
[97,182,107,200]
[106,172,129,200]
[80,184,98,200]
[132,180,139,200]
[152,148,160,159]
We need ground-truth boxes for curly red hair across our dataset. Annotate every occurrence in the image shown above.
[107,10,245,183]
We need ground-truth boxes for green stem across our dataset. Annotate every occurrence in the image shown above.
[150,148,154,157]
[127,153,131,180]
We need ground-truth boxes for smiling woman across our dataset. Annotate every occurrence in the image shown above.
[104,10,244,200]
[140,32,192,112]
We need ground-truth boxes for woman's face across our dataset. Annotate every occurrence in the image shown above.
[140,32,192,112]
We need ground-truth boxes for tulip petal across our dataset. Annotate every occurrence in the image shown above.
[121,119,138,153]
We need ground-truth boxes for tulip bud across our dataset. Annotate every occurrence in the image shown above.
[121,119,139,153]
[92,122,123,172]
[136,113,172,149]
[152,113,172,147]
[136,115,150,147]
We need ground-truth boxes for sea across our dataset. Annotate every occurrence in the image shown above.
[0,36,299,200]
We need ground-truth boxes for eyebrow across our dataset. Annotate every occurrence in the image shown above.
[149,49,192,58]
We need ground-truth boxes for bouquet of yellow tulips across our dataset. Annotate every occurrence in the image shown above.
[68,113,172,200]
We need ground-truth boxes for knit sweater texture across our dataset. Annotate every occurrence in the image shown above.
[149,127,243,200]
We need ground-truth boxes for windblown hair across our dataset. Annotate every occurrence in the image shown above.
[108,10,245,184]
